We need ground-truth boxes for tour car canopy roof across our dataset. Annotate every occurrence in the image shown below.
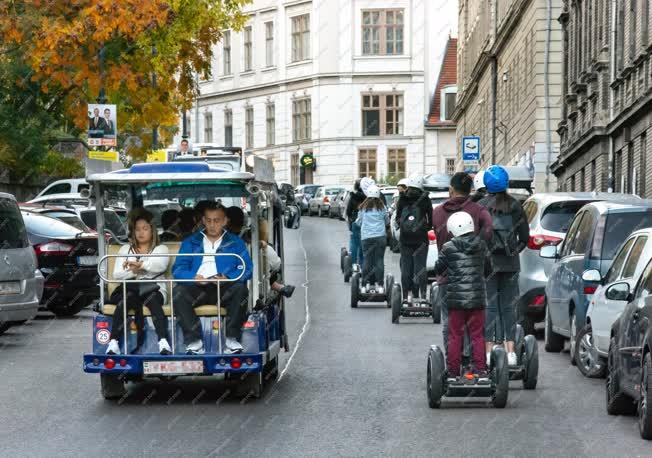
[87,162,255,185]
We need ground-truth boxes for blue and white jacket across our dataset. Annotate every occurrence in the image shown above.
[172,231,253,283]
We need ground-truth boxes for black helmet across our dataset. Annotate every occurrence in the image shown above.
[354,178,362,192]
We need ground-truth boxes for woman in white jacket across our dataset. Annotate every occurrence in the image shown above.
[106,209,171,355]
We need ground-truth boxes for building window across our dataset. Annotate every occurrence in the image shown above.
[224,109,233,147]
[362,9,404,55]
[628,142,634,193]
[291,153,300,186]
[631,0,638,61]
[203,112,213,143]
[580,167,585,192]
[440,86,458,121]
[644,0,650,48]
[641,133,647,196]
[245,107,254,150]
[445,158,455,176]
[243,26,253,72]
[292,98,311,142]
[358,148,377,179]
[266,103,275,146]
[617,2,625,71]
[265,22,274,67]
[223,31,231,75]
[570,175,575,192]
[291,14,310,62]
[387,148,406,179]
[362,93,403,136]
[591,159,597,191]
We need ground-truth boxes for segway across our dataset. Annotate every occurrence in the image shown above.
[426,345,509,409]
[507,324,539,389]
[391,282,439,324]
[350,272,394,308]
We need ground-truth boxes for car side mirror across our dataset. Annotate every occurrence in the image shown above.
[540,245,558,259]
[582,269,602,283]
[606,282,631,302]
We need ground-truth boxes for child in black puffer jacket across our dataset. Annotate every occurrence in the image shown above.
[433,211,492,376]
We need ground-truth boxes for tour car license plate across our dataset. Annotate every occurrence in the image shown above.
[143,360,204,375]
[0,281,20,295]
[77,256,98,266]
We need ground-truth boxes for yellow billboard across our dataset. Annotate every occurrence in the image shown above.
[146,150,168,163]
[88,150,119,162]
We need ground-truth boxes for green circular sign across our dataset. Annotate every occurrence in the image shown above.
[300,154,315,169]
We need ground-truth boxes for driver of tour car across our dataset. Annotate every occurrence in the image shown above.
[172,201,253,355]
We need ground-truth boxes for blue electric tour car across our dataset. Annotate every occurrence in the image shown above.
[82,158,294,399]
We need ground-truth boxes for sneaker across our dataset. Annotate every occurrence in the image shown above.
[507,352,518,366]
[158,338,172,355]
[280,285,296,298]
[106,339,120,355]
[225,337,244,354]
[360,285,367,294]
[186,339,205,355]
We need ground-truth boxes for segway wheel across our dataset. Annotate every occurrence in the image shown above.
[427,346,445,408]
[491,347,509,408]
[350,273,360,308]
[514,324,525,364]
[391,284,402,324]
[429,283,441,324]
[343,255,352,283]
[522,334,539,390]
[340,248,348,272]
[385,274,394,308]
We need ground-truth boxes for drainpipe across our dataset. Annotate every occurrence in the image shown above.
[608,0,617,192]
[543,0,553,192]
[490,1,498,165]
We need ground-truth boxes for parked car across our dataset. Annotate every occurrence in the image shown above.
[35,178,89,199]
[541,199,652,364]
[22,211,100,316]
[580,228,652,378]
[0,194,43,335]
[380,187,398,208]
[606,255,652,439]
[309,185,346,216]
[329,189,350,220]
[519,192,636,335]
[295,184,321,214]
[20,205,91,232]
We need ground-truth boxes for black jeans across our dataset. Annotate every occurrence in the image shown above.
[109,288,167,342]
[400,242,428,299]
[361,236,386,285]
[173,282,249,343]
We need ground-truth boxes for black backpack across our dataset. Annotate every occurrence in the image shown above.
[489,210,518,256]
[400,203,424,237]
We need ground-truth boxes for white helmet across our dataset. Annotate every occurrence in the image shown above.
[473,171,486,191]
[360,176,375,194]
[365,184,380,199]
[407,175,424,190]
[397,178,409,188]
[447,211,474,237]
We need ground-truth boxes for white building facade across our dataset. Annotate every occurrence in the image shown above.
[177,0,457,186]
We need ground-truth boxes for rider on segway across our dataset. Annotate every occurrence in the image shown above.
[345,178,366,269]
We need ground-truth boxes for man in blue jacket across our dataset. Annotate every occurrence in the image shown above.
[172,201,253,354]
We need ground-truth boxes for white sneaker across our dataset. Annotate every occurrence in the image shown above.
[186,339,205,355]
[158,338,172,355]
[377,286,384,295]
[486,352,491,367]
[507,352,518,366]
[360,285,367,294]
[225,337,244,354]
[106,339,120,355]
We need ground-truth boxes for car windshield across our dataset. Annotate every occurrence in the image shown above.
[80,210,126,237]
[43,212,89,232]
[0,199,28,248]
[326,188,344,196]
[22,212,83,238]
[602,212,652,259]
[540,201,592,233]
[300,185,320,195]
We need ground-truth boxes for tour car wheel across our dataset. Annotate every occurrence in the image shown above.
[427,347,445,409]
[522,334,539,390]
[100,374,126,400]
[491,347,509,408]
[233,372,263,399]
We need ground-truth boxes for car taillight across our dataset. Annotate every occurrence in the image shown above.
[230,357,242,369]
[428,230,437,245]
[324,196,330,203]
[584,286,597,295]
[527,234,562,250]
[531,295,545,306]
[34,241,74,256]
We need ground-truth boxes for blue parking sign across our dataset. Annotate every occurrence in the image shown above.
[462,136,480,163]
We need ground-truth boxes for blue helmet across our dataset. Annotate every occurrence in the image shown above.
[483,165,509,193]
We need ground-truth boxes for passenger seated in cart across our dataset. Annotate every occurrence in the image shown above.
[355,184,388,293]
[259,219,295,298]
[226,206,246,235]
[172,201,253,355]
[106,209,171,356]
[160,209,180,242]
[432,212,491,377]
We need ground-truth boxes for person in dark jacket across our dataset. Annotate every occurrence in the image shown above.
[433,211,491,376]
[432,172,493,351]
[478,165,530,366]
[345,179,366,266]
[395,176,432,301]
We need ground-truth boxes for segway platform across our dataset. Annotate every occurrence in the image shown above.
[391,282,441,324]
[350,272,394,308]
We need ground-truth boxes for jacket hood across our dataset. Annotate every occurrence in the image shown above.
[442,196,468,212]
[451,233,484,254]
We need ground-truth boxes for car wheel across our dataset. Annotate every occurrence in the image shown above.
[544,302,564,352]
[606,337,636,415]
[570,313,578,366]
[100,374,126,400]
[575,323,606,378]
[639,353,652,439]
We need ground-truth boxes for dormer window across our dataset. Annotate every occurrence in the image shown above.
[440,85,457,121]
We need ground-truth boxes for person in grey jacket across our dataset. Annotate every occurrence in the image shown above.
[478,165,530,366]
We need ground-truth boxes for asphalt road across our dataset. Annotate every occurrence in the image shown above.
[0,216,650,457]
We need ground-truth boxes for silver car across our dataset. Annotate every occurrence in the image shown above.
[519,192,635,335]
[0,193,43,334]
[308,185,346,217]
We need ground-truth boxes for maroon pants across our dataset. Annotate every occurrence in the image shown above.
[447,308,486,376]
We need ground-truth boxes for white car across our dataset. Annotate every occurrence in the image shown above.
[35,179,89,199]
[582,227,652,378]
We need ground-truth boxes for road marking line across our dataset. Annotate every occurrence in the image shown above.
[278,227,310,381]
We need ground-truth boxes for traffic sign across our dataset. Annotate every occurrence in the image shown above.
[462,136,480,162]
